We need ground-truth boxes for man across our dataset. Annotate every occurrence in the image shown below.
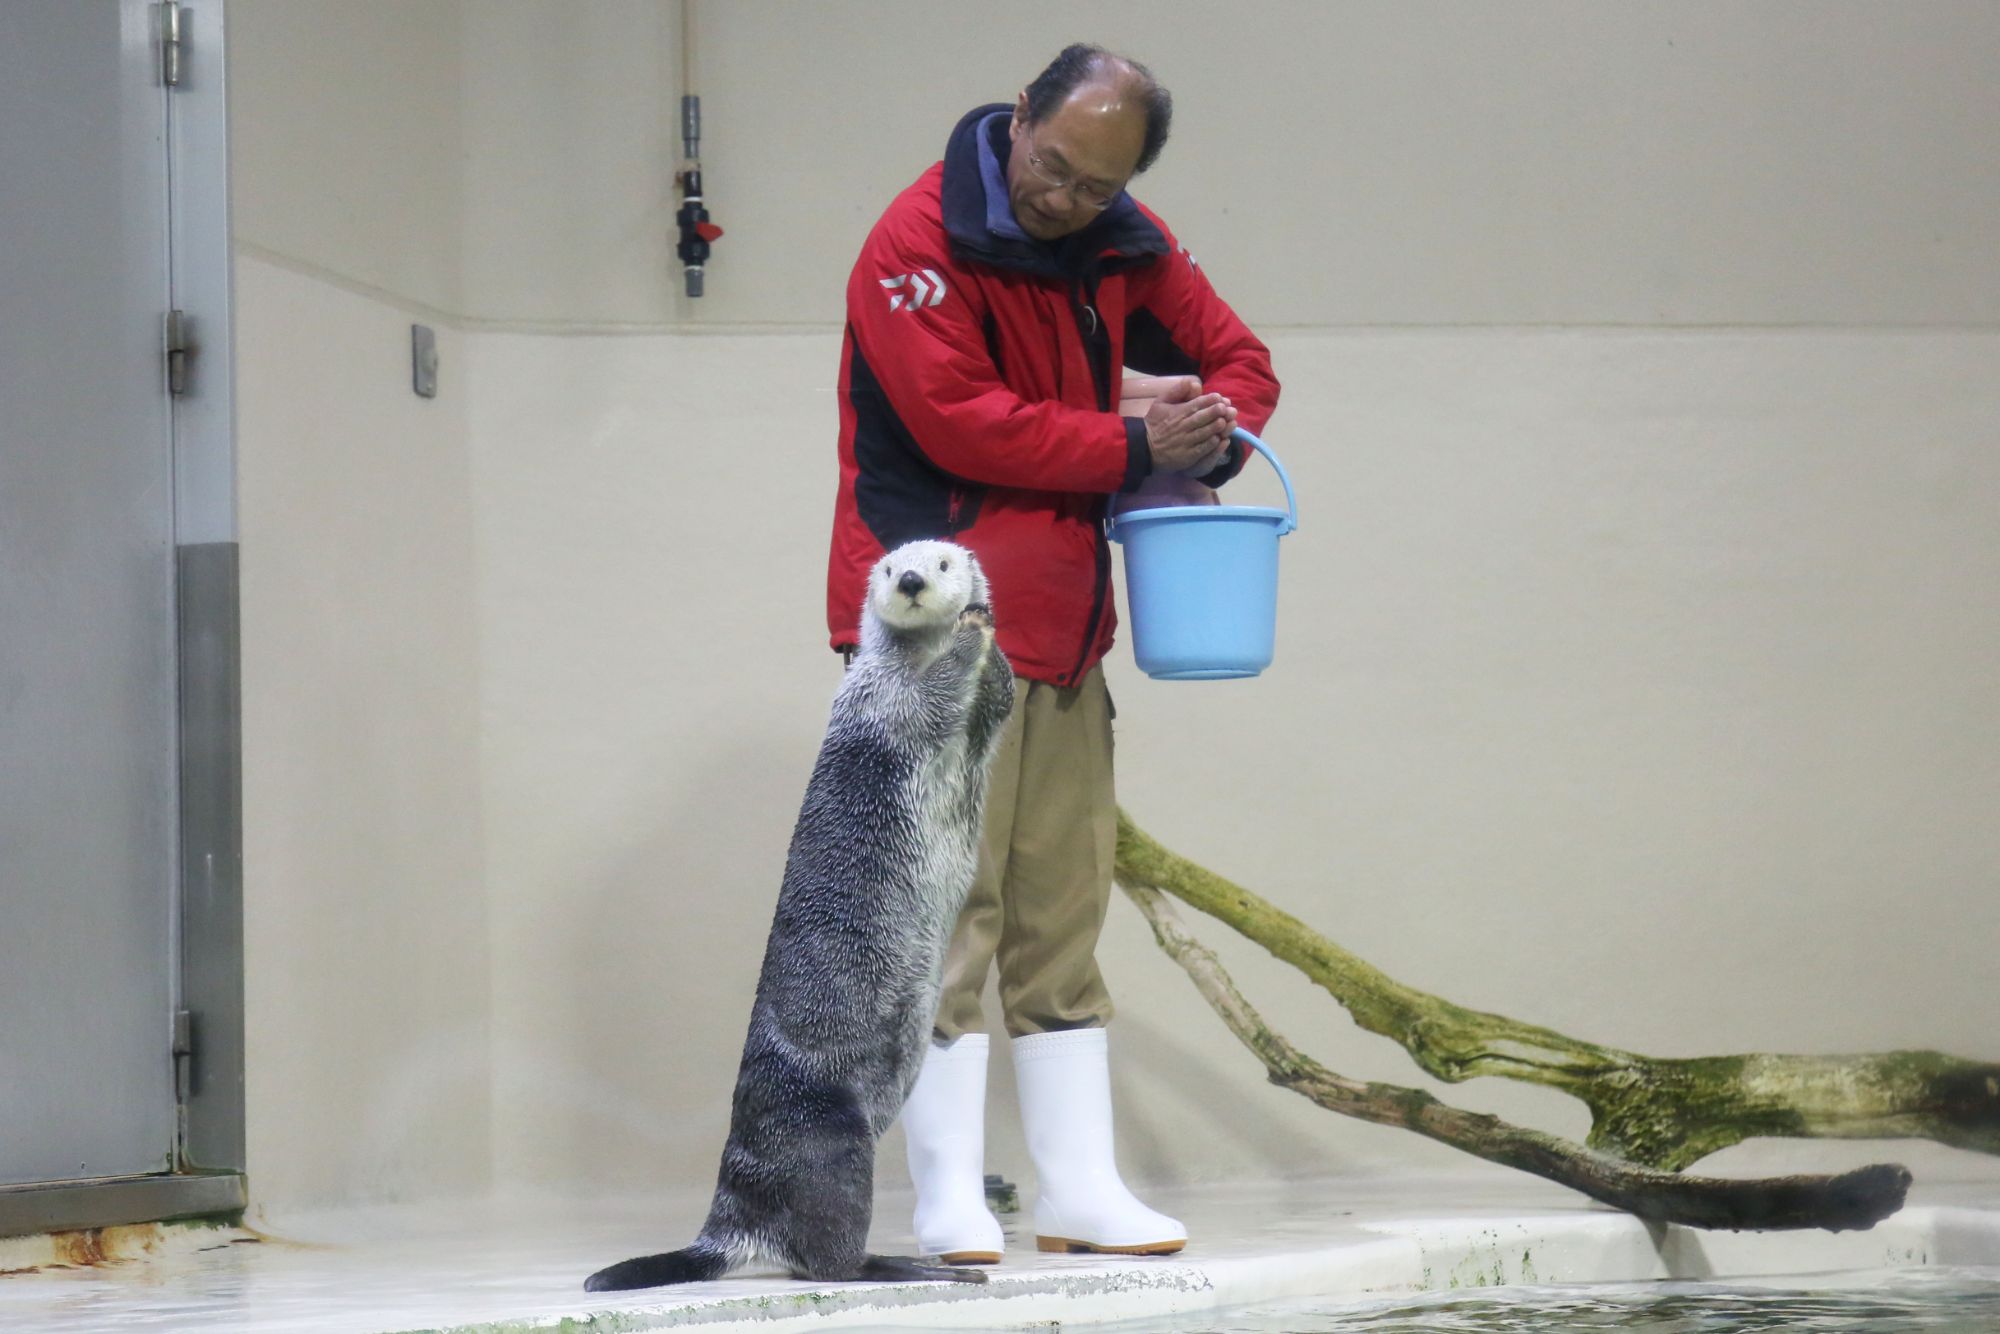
[825,44,1280,1262]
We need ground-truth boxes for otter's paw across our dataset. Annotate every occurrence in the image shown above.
[958,604,994,631]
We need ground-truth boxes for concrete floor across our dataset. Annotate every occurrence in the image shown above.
[2,1174,1997,1333]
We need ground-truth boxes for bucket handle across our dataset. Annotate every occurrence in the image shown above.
[1232,428,1298,535]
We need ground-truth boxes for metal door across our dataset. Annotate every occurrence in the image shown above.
[1,0,182,1188]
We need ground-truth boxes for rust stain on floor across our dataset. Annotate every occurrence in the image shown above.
[47,1223,161,1267]
[0,1220,261,1277]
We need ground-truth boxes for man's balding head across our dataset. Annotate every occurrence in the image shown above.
[1022,45,1173,174]
[1003,45,1174,242]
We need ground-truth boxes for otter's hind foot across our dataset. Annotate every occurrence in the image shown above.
[858,1253,989,1284]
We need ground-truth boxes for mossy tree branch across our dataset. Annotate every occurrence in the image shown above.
[1115,811,2000,1172]
[1123,884,1910,1231]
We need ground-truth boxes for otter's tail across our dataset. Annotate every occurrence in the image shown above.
[583,1237,735,1292]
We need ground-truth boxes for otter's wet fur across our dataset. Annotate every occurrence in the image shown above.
[585,540,1015,1292]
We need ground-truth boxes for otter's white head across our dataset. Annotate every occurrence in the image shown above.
[867,540,988,635]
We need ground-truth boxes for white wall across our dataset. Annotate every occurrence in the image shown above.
[460,0,2000,329]
[469,327,2000,1196]
[234,253,491,1207]
[470,331,844,1190]
[230,0,489,1208]
[229,0,466,313]
[461,0,681,327]
[225,0,2000,1212]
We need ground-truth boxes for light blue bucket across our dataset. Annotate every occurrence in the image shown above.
[1107,428,1298,680]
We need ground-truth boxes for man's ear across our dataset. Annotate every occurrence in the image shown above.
[1009,90,1030,141]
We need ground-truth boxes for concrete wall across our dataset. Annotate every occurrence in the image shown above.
[226,0,2000,1211]
[234,256,490,1207]
[230,1,466,314]
[229,1,488,1207]
[470,326,2000,1198]
[462,0,2000,329]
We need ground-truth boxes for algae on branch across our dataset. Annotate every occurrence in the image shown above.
[1115,811,1999,1230]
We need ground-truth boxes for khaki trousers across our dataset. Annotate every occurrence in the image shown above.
[932,663,1118,1041]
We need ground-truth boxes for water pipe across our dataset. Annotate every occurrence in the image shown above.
[676,0,722,297]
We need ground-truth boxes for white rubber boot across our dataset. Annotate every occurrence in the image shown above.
[1012,1027,1186,1255]
[901,1033,1005,1264]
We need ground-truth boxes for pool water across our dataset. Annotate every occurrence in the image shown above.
[1107,1267,2000,1332]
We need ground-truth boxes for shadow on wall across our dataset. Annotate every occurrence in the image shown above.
[497,748,1343,1197]
[1114,1007,1357,1184]
[494,730,818,1193]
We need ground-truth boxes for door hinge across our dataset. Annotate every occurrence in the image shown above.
[172,1009,194,1102]
[161,2,185,88]
[166,310,190,395]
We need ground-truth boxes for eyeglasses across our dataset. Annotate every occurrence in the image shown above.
[1021,135,1121,211]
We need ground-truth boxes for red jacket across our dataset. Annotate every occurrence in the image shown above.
[827,104,1280,685]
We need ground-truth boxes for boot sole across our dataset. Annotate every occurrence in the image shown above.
[938,1250,1003,1265]
[1036,1236,1186,1256]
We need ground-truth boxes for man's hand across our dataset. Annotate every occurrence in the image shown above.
[1177,431,1232,479]
[1142,380,1237,475]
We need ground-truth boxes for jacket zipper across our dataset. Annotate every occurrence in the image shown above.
[1063,274,1115,686]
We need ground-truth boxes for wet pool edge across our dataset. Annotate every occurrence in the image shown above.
[439,1203,2000,1334]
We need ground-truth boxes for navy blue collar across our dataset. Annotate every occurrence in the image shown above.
[974,111,1032,243]
[941,103,1167,282]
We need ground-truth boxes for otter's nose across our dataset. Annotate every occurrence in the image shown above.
[897,570,927,597]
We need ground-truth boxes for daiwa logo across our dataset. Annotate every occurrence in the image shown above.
[880,269,948,312]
